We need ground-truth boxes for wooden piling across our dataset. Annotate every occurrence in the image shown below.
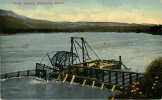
[119,56,122,68]
[122,72,125,86]
[100,83,104,89]
[90,68,92,78]
[63,74,68,83]
[129,73,132,85]
[136,73,139,81]
[92,81,95,88]
[17,71,20,77]
[76,67,78,75]
[84,67,87,77]
[95,69,98,80]
[70,75,76,85]
[27,70,30,76]
[102,70,105,82]
[115,72,118,85]
[68,66,71,74]
[111,85,116,92]
[82,79,86,86]
[5,73,7,79]
[109,71,111,83]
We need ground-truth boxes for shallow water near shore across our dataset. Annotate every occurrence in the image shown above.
[1,77,113,99]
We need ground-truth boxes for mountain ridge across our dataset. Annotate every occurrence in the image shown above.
[0,9,161,35]
[0,9,156,27]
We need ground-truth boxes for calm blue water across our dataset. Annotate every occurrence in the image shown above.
[0,32,162,99]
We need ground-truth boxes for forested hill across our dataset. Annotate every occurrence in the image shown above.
[0,9,161,35]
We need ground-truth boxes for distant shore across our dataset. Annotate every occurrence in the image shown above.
[1,25,161,35]
[0,9,161,35]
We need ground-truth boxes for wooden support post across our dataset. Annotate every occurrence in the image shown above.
[81,38,85,64]
[27,70,30,76]
[63,74,68,83]
[115,72,118,85]
[84,67,87,77]
[70,75,76,85]
[68,66,71,74]
[119,56,122,68]
[129,73,132,85]
[92,81,95,88]
[71,37,74,64]
[136,73,139,81]
[90,68,92,78]
[17,71,20,77]
[102,70,105,82]
[111,97,115,100]
[95,69,98,80]
[82,79,86,87]
[76,67,78,75]
[111,85,116,92]
[122,72,125,86]
[109,71,111,83]
[5,73,7,79]
[100,83,104,89]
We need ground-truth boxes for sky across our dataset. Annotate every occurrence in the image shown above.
[0,0,162,24]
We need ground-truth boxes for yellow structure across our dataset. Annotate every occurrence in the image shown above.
[70,75,76,85]
[92,81,95,88]
[100,83,104,89]
[63,74,68,83]
[111,96,115,100]
[82,79,86,86]
[111,85,116,92]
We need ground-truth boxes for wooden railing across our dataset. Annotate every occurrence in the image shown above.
[1,63,144,88]
[68,65,144,87]
[0,69,35,79]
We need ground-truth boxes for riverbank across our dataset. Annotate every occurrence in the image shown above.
[1,25,161,35]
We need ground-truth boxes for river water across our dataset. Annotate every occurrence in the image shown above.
[0,32,162,99]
